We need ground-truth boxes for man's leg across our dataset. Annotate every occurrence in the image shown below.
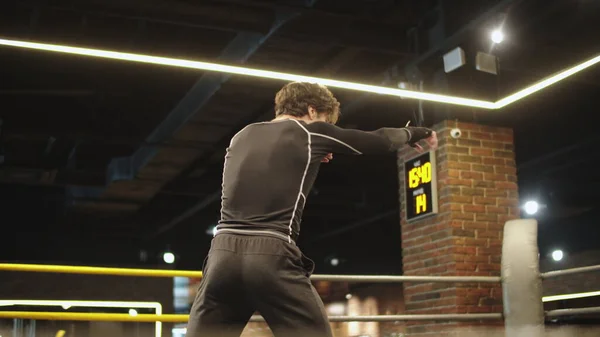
[246,249,333,337]
[186,247,255,337]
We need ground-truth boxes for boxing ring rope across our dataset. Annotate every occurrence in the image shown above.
[1,307,598,322]
[0,312,504,323]
[545,307,600,318]
[0,263,203,278]
[0,263,501,283]
[540,264,600,279]
[1,219,600,336]
[311,275,501,283]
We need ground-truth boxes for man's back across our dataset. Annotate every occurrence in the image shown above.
[218,119,319,242]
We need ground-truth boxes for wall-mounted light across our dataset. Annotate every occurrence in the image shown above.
[163,251,175,264]
[491,29,505,44]
[551,250,564,262]
[523,201,540,215]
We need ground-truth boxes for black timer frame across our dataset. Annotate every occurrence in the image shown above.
[403,150,439,222]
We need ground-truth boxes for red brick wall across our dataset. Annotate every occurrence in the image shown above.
[397,120,520,336]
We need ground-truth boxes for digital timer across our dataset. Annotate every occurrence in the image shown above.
[404,151,438,221]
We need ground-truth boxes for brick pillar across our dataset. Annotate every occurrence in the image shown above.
[398,120,520,336]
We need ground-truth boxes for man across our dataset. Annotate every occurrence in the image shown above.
[186,82,438,337]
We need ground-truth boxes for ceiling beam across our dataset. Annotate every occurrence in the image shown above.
[17,0,276,35]
[279,20,413,55]
[0,89,95,96]
[105,11,295,184]
[4,131,215,150]
[209,0,419,26]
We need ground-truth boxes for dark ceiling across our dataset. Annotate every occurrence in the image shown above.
[1,0,599,274]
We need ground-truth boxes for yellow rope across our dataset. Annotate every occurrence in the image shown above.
[0,311,189,323]
[0,263,202,278]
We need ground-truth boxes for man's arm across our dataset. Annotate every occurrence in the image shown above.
[305,121,434,155]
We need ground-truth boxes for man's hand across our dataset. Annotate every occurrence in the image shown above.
[405,127,438,153]
[321,153,333,163]
[413,131,438,153]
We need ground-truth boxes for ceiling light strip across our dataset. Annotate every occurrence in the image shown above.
[542,290,600,303]
[495,55,600,108]
[1,38,598,111]
[0,38,496,109]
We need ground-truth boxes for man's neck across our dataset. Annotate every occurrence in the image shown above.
[272,115,311,123]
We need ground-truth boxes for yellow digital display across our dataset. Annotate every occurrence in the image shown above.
[404,151,438,221]
[415,193,427,214]
[408,162,432,188]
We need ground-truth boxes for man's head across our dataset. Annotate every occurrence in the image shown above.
[274,82,340,124]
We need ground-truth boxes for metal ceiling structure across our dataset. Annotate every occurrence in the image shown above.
[1,0,599,272]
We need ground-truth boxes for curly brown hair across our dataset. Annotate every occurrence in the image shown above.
[274,82,340,124]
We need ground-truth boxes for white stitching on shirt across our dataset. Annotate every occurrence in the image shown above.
[309,132,363,155]
[289,120,312,242]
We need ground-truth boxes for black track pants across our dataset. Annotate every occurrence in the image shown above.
[186,234,333,337]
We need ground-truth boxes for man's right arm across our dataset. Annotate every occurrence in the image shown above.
[305,121,433,155]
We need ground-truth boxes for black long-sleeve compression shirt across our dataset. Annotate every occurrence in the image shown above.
[215,119,414,242]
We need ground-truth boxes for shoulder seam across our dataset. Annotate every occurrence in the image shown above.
[309,132,363,155]
[289,119,312,240]
[230,123,258,144]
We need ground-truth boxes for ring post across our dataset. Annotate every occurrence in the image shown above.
[501,219,544,337]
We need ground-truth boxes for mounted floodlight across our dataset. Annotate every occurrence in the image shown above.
[491,29,505,44]
[476,52,499,75]
[551,250,564,262]
[523,201,539,215]
[163,252,175,264]
[443,47,466,73]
